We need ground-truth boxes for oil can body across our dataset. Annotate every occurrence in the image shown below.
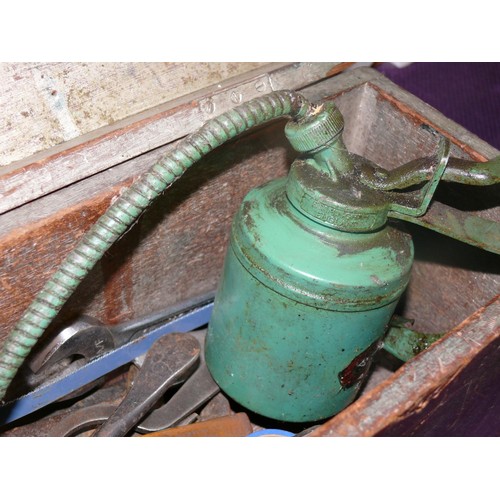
[205,178,414,422]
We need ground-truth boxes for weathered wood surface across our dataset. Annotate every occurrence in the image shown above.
[0,62,344,214]
[310,295,499,437]
[0,62,268,168]
[0,67,498,435]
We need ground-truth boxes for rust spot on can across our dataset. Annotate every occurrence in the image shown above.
[339,340,382,389]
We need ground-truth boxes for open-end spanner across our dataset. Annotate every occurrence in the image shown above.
[27,293,214,389]
[48,404,199,437]
[135,328,220,433]
[92,332,200,437]
[0,300,213,427]
[46,330,220,436]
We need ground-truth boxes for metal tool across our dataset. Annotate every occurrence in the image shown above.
[198,393,232,422]
[28,293,215,390]
[49,405,198,437]
[0,299,213,426]
[135,328,220,433]
[51,402,120,437]
[45,324,220,434]
[92,332,200,437]
[49,330,219,436]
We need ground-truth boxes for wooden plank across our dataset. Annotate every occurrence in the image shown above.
[0,62,342,214]
[378,334,500,436]
[310,295,500,437]
[0,62,267,168]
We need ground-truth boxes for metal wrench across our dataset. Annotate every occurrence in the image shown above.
[92,332,201,437]
[24,293,215,397]
[135,328,220,433]
[49,404,199,437]
[0,300,213,427]
[48,330,219,436]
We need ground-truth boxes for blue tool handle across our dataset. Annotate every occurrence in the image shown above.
[0,302,213,427]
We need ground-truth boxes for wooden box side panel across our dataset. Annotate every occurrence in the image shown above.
[0,122,294,344]
[310,296,499,437]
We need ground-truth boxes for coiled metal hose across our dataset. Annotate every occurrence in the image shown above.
[0,90,315,400]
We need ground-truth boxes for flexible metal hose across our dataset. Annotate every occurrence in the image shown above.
[0,90,314,400]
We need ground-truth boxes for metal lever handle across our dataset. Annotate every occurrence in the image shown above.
[360,150,500,190]
[358,138,499,255]
[443,156,500,186]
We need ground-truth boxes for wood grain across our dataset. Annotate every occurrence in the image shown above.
[0,121,295,344]
[0,63,341,214]
[0,62,267,168]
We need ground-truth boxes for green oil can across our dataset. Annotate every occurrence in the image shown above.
[204,102,428,422]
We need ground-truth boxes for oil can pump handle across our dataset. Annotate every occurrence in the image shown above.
[351,126,499,254]
[443,155,500,185]
[360,150,500,190]
[383,142,500,255]
[387,136,451,218]
[284,101,499,254]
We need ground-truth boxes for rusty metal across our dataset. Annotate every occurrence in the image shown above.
[48,404,201,437]
[136,329,220,433]
[0,382,127,437]
[198,393,232,422]
[139,413,253,437]
[92,333,200,437]
[44,396,201,437]
[51,403,118,437]
[338,340,383,389]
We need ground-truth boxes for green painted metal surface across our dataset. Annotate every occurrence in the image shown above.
[205,100,453,422]
[205,179,414,422]
[383,317,445,363]
[204,99,500,422]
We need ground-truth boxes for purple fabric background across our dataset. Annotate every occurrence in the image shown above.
[377,62,500,149]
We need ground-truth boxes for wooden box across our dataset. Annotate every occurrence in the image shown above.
[0,64,498,436]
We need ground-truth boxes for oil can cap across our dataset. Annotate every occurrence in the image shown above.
[285,102,344,153]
